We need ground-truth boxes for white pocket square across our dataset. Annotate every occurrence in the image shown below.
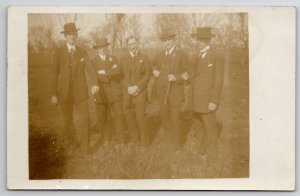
[207,63,214,67]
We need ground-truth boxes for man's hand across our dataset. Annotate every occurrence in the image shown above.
[128,85,139,96]
[168,74,176,82]
[182,72,189,81]
[153,70,160,78]
[51,96,58,105]
[91,85,100,95]
[98,70,106,75]
[208,102,218,111]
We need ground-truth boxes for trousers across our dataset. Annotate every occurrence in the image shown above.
[60,90,90,154]
[192,111,222,161]
[125,101,149,145]
[160,101,183,148]
[96,101,125,143]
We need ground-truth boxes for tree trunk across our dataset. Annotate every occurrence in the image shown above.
[224,44,230,86]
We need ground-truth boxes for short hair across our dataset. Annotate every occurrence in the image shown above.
[126,35,138,44]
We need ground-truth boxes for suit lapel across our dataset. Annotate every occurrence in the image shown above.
[63,45,70,65]
[196,50,212,74]
[105,55,110,69]
[74,46,81,63]
[195,55,204,74]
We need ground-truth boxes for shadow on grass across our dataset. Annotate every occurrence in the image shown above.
[29,125,67,179]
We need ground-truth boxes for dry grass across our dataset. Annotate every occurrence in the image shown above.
[29,48,249,179]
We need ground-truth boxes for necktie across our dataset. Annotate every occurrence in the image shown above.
[70,48,75,56]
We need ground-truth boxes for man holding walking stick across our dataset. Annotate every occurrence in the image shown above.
[153,31,189,150]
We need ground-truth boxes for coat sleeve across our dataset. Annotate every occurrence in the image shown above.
[90,58,109,83]
[84,51,98,87]
[136,55,151,92]
[152,54,161,71]
[50,48,60,96]
[174,50,189,84]
[210,53,224,104]
[184,55,197,85]
[120,56,130,91]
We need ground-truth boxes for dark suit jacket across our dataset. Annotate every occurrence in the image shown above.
[51,45,97,103]
[90,54,123,103]
[189,48,224,113]
[120,51,151,106]
[153,48,188,107]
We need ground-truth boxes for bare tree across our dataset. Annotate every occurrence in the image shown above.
[154,13,193,48]
[58,13,85,28]
[28,26,55,53]
[237,13,248,49]
[96,14,142,54]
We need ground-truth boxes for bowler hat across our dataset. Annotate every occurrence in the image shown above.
[159,32,176,40]
[191,27,215,40]
[93,38,111,49]
[60,23,80,34]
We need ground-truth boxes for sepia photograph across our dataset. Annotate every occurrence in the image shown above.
[28,12,249,179]
[7,5,295,190]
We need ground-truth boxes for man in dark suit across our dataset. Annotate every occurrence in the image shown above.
[153,32,189,149]
[90,38,125,144]
[120,36,151,146]
[184,27,224,162]
[51,23,99,154]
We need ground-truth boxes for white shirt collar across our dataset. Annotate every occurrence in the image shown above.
[67,43,76,52]
[130,50,139,58]
[200,45,210,58]
[165,46,175,56]
[98,53,106,61]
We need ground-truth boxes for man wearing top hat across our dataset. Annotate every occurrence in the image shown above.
[51,23,99,154]
[90,38,125,144]
[184,27,224,162]
[120,36,151,146]
[152,32,189,149]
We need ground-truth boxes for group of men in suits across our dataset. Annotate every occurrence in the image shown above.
[51,23,224,161]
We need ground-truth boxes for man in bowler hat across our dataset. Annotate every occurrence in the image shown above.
[90,38,125,144]
[184,27,224,162]
[153,32,189,149]
[120,36,151,146]
[51,23,99,154]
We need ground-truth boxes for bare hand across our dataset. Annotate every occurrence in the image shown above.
[98,70,106,75]
[208,102,218,111]
[128,85,139,95]
[182,72,189,80]
[153,70,160,78]
[127,86,134,95]
[168,74,176,81]
[51,96,58,105]
[91,85,100,95]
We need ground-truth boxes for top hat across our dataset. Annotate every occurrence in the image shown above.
[93,38,111,49]
[60,23,80,34]
[159,31,176,40]
[191,27,215,40]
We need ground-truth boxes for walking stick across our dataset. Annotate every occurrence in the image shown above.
[163,53,176,105]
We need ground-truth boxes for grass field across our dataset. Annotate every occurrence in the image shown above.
[28,48,249,179]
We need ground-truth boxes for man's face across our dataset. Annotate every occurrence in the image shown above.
[64,32,77,45]
[198,39,210,50]
[127,38,138,53]
[97,46,107,56]
[162,38,175,51]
